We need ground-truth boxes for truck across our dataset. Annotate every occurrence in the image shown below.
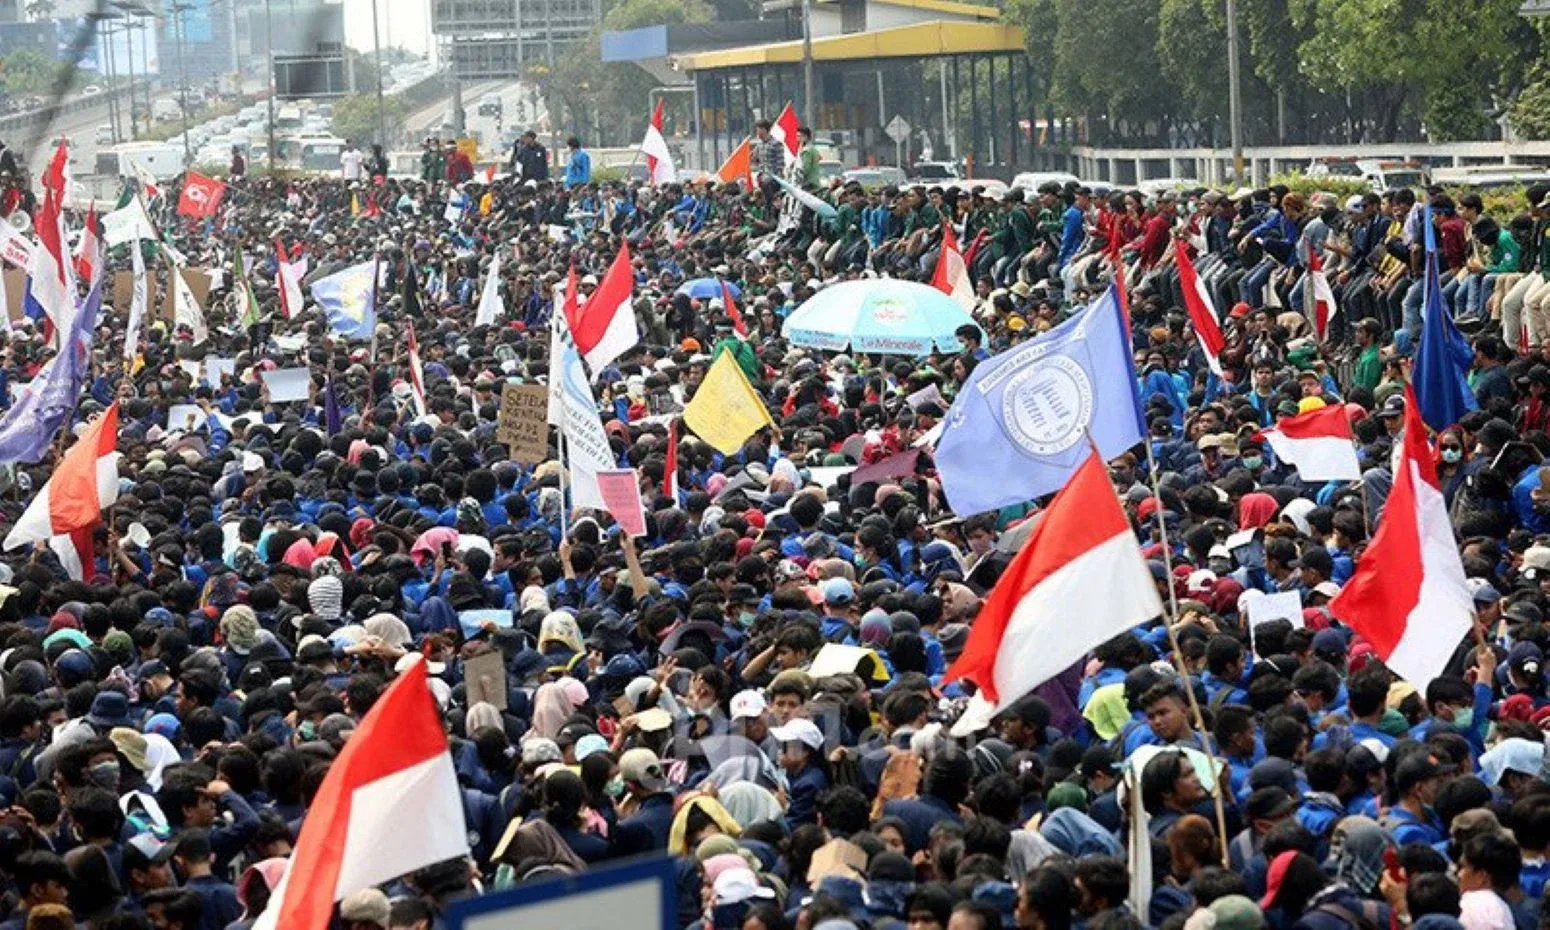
[93,142,185,180]
[152,98,182,122]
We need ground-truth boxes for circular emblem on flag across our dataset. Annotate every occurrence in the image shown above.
[187,185,209,204]
[1001,355,1094,456]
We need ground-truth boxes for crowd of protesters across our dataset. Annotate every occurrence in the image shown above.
[0,123,1545,930]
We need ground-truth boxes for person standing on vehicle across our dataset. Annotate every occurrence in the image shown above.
[796,127,821,191]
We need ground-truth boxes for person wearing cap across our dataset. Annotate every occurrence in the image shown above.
[770,718,827,828]
[611,748,676,856]
[339,887,391,930]
[818,577,858,645]
[1385,752,1452,846]
[122,833,177,913]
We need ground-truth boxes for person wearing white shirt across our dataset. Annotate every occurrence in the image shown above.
[341,144,364,181]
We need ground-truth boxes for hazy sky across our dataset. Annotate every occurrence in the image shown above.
[337,0,434,58]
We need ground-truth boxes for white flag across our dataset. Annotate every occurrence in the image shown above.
[548,307,614,511]
[474,251,505,327]
[124,241,147,360]
[172,267,207,344]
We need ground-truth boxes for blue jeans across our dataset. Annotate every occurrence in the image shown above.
[1464,273,1499,319]
[1239,258,1275,309]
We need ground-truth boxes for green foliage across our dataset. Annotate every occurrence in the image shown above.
[1511,67,1550,140]
[1,48,57,96]
[1269,172,1370,203]
[1156,0,1227,121]
[1049,0,1177,132]
[331,95,409,147]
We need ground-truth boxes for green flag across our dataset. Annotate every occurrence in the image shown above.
[234,241,260,328]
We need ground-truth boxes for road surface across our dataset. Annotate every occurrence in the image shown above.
[402,80,545,160]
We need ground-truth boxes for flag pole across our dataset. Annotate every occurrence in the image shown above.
[1140,439,1233,866]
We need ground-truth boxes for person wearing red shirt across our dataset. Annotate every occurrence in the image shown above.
[1130,195,1178,270]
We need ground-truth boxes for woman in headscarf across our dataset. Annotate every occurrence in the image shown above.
[528,681,577,741]
[1329,816,1394,901]
[494,818,587,884]
[717,781,784,829]
[668,794,742,856]
[1238,492,1280,530]
[537,611,584,670]
[230,858,289,929]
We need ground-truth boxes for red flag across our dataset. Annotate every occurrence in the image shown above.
[250,658,467,930]
[1329,386,1474,689]
[1254,405,1360,481]
[715,139,754,190]
[73,205,99,286]
[484,164,497,184]
[177,171,227,219]
[943,449,1163,708]
[931,222,974,310]
[720,279,747,338]
[663,418,680,500]
[1306,248,1338,342]
[406,321,427,417]
[773,102,800,156]
[642,97,676,185]
[1174,240,1224,375]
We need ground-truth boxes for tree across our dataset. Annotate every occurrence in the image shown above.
[1049,0,1179,142]
[332,94,408,147]
[1511,66,1550,140]
[2,47,53,96]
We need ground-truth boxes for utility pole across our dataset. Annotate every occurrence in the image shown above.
[801,0,814,127]
[172,1,192,166]
[263,0,276,171]
[1225,0,1244,186]
[370,0,386,148]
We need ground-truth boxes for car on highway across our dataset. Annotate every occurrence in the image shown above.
[477,93,502,117]
[81,85,102,96]
[1010,170,1079,192]
[94,125,114,145]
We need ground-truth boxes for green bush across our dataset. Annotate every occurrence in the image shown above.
[1269,172,1370,203]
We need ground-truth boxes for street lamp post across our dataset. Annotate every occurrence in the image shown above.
[171,1,193,166]
[370,0,386,149]
[1225,0,1244,185]
[263,0,276,171]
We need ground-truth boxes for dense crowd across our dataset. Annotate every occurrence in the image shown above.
[0,128,1546,930]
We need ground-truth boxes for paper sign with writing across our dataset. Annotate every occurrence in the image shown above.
[261,367,311,403]
[498,383,550,464]
[595,469,647,536]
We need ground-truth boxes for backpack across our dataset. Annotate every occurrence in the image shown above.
[1313,899,1388,930]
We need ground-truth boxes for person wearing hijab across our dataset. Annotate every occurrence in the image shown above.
[668,794,743,856]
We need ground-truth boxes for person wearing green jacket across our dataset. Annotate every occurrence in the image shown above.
[1352,318,1383,393]
[1463,215,1522,320]
[796,127,822,191]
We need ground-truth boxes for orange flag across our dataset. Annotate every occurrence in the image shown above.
[716,138,753,190]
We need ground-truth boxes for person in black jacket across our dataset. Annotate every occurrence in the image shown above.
[510,131,549,183]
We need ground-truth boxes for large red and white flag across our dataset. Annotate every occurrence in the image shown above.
[74,206,101,287]
[771,102,800,157]
[1174,240,1224,376]
[252,657,468,930]
[663,418,680,500]
[641,98,676,185]
[719,279,748,338]
[29,141,75,336]
[931,222,975,312]
[3,402,120,551]
[1255,405,1361,482]
[567,241,638,374]
[1330,385,1473,689]
[275,239,305,319]
[1306,248,1338,342]
[943,448,1163,709]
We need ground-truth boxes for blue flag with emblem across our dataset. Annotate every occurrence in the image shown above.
[311,260,378,341]
[936,284,1144,516]
[1413,204,1477,432]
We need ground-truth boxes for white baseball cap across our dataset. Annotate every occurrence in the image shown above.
[730,689,768,720]
[770,718,824,751]
[714,868,776,905]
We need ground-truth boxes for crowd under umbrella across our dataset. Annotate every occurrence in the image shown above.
[676,277,742,300]
[780,278,985,357]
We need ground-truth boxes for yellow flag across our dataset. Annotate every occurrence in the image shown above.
[350,192,361,216]
[683,351,774,455]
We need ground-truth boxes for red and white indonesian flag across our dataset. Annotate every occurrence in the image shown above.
[771,101,800,157]
[1330,385,1473,689]
[1174,240,1224,376]
[74,206,101,287]
[567,241,638,374]
[932,222,975,312]
[252,657,468,930]
[407,321,428,419]
[1307,249,1338,342]
[4,402,120,551]
[275,239,306,319]
[641,98,676,185]
[943,448,1163,709]
[1255,405,1360,482]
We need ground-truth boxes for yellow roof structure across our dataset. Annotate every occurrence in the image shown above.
[672,19,1025,72]
[814,0,1001,18]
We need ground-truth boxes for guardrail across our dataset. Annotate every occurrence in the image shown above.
[0,82,142,137]
[1062,140,1550,187]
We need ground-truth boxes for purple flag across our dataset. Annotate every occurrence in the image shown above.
[0,280,102,463]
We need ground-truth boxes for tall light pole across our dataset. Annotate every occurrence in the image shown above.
[1225,0,1244,185]
[171,1,192,166]
[369,0,386,148]
[801,0,814,127]
[263,0,276,171]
